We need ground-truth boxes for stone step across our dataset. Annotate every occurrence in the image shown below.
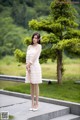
[0,94,70,120]
[0,91,80,120]
[50,114,80,120]
[27,107,70,120]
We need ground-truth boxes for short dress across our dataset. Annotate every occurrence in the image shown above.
[25,44,42,84]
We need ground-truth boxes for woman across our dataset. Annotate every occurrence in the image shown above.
[25,32,42,111]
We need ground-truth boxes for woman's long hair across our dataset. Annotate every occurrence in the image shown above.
[31,32,41,45]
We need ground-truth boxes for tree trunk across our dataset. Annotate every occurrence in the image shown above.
[57,50,63,84]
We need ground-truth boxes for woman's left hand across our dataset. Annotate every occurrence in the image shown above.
[26,63,31,72]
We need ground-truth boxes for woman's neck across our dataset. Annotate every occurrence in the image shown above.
[33,43,38,46]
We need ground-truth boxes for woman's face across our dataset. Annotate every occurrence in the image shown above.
[33,35,38,44]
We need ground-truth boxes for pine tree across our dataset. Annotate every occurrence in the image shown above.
[28,0,80,84]
[14,0,80,84]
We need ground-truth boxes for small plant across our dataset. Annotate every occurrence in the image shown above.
[0,114,14,120]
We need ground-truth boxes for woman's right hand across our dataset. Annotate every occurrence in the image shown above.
[26,64,31,72]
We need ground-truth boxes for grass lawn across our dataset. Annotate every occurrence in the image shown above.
[0,80,80,103]
[0,55,80,81]
[0,56,80,103]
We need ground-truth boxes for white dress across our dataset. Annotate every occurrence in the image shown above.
[25,44,42,84]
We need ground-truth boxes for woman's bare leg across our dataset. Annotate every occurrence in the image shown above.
[30,83,35,108]
[34,84,39,108]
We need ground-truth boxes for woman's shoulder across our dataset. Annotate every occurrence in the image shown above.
[38,44,42,48]
[27,45,32,50]
[37,44,42,51]
[28,44,42,49]
[28,45,32,48]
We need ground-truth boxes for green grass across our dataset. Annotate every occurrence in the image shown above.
[0,55,80,81]
[0,56,26,76]
[0,56,80,103]
[9,115,14,119]
[0,80,80,103]
[0,80,24,89]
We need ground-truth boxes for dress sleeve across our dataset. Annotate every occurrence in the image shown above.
[29,45,42,64]
[26,45,31,64]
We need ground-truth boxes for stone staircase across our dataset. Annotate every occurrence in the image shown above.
[27,106,80,120]
[51,114,80,120]
[0,90,80,120]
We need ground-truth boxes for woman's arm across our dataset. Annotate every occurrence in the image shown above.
[26,45,31,64]
[29,44,42,65]
[26,45,31,71]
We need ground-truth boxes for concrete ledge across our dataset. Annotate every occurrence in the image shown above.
[75,80,80,84]
[0,74,56,83]
[0,74,24,82]
[0,89,80,116]
[39,96,80,116]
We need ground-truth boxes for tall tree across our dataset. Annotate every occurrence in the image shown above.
[14,0,80,84]
[12,1,28,28]
[28,0,80,84]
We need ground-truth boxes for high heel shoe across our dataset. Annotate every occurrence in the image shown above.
[33,107,39,111]
[29,108,33,111]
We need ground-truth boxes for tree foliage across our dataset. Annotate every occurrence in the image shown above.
[14,49,26,63]
[0,14,27,58]
[16,0,80,64]
[25,0,80,84]
[0,0,80,28]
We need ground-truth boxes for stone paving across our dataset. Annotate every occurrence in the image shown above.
[0,94,80,120]
[0,94,68,120]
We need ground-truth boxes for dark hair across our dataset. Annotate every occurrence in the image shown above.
[31,32,41,45]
